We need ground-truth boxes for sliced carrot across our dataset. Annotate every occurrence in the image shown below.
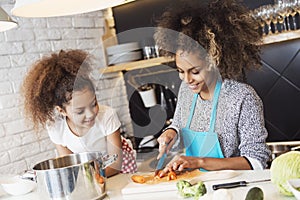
[95,173,105,184]
[167,171,177,181]
[131,175,146,183]
[158,170,165,178]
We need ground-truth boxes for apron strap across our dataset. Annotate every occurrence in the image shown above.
[185,94,198,128]
[208,80,222,133]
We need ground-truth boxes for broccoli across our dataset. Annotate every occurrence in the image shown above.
[177,180,192,191]
[176,180,207,199]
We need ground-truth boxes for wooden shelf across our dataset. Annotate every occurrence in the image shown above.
[99,30,299,74]
[262,29,300,44]
[99,56,174,74]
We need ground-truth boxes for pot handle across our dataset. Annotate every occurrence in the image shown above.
[291,146,300,151]
[20,170,37,182]
[101,153,118,169]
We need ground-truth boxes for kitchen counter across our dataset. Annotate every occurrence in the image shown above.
[0,150,297,200]
[109,169,296,200]
[0,169,296,200]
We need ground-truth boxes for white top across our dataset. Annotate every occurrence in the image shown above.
[47,105,121,153]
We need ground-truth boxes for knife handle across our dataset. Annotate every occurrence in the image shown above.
[212,181,247,190]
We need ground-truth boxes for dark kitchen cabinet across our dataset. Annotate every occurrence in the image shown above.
[112,0,300,143]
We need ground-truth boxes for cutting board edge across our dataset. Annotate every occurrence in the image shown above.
[121,182,177,195]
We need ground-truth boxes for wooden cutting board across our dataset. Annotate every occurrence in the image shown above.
[121,170,240,195]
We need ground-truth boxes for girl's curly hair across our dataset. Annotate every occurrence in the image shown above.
[22,49,95,130]
[154,0,262,81]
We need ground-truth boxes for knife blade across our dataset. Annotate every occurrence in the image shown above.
[212,179,271,190]
[154,153,167,176]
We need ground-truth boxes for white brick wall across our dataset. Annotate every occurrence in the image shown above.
[0,4,133,174]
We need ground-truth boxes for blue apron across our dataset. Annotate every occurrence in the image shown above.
[182,80,224,159]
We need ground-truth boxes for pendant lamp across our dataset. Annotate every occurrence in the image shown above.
[0,7,18,32]
[12,0,134,18]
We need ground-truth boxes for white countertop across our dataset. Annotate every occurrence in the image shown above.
[0,169,296,200]
[108,170,296,200]
[0,152,297,200]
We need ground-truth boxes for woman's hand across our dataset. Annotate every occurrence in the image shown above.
[164,155,200,172]
[158,156,252,177]
[157,129,177,159]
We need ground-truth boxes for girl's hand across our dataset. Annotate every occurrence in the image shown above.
[156,129,177,159]
[106,130,122,177]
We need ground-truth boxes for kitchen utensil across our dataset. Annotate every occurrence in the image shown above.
[106,42,140,56]
[138,86,157,108]
[138,135,158,149]
[287,179,300,200]
[32,152,117,200]
[189,170,240,185]
[121,170,239,196]
[154,153,167,176]
[267,141,300,161]
[0,176,36,196]
[212,179,271,190]
[108,50,142,65]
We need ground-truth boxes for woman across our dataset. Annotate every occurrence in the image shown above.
[154,0,271,174]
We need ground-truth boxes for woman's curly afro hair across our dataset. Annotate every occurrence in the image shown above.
[154,0,263,81]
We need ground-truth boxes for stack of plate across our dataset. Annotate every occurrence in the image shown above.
[106,42,142,66]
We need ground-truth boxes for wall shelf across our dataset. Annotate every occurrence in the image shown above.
[262,29,300,45]
[99,30,299,74]
[99,56,175,74]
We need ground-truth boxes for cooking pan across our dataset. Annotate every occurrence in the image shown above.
[32,152,117,200]
[267,142,300,160]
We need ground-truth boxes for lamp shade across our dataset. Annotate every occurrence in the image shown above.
[12,0,134,18]
[0,7,18,32]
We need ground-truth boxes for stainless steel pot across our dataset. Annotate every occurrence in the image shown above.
[32,152,117,200]
[267,142,300,161]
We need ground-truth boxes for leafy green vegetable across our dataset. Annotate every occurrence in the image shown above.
[245,187,264,200]
[177,180,192,192]
[176,180,206,199]
[270,151,300,196]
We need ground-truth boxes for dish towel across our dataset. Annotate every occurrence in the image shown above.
[121,136,137,173]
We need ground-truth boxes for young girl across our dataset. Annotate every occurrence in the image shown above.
[155,0,271,174]
[22,49,137,176]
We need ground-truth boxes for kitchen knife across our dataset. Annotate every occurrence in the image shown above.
[154,153,167,176]
[212,179,271,190]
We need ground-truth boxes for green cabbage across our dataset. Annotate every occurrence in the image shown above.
[270,151,300,196]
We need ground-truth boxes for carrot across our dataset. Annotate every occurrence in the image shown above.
[155,170,165,179]
[167,171,177,181]
[95,173,105,184]
[131,175,146,183]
